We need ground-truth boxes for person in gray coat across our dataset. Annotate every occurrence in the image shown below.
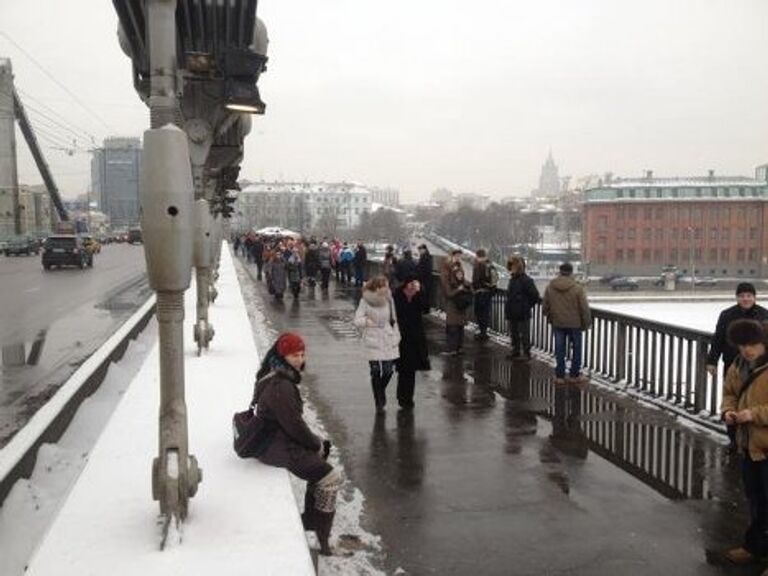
[354,276,401,413]
[253,333,341,555]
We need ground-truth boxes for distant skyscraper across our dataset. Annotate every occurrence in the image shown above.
[537,151,561,198]
[91,137,141,228]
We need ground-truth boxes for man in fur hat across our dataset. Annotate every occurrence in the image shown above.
[720,319,768,566]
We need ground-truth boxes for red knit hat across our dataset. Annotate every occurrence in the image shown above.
[276,332,306,357]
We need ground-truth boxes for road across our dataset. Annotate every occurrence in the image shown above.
[0,244,149,447]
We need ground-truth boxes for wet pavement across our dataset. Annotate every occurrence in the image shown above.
[239,265,758,575]
[0,256,151,448]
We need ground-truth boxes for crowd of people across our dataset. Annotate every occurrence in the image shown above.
[234,232,768,567]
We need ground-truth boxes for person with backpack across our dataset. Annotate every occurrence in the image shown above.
[339,242,355,285]
[251,333,341,556]
[353,276,401,413]
[471,248,497,341]
[440,249,472,356]
[505,255,540,360]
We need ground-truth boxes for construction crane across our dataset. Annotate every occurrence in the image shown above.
[12,88,69,222]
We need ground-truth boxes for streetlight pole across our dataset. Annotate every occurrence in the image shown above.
[688,226,695,293]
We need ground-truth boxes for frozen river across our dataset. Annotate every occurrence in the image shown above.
[592,300,728,333]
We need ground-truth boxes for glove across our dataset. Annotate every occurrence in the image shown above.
[322,440,331,460]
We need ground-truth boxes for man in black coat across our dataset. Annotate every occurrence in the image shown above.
[416,244,433,313]
[393,276,431,408]
[353,240,368,287]
[707,283,768,374]
[505,255,540,360]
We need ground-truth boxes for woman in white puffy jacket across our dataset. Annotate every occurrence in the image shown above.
[354,276,401,413]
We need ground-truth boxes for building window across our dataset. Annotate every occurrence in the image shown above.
[694,248,702,260]
[694,228,702,240]
[644,207,652,220]
[749,249,758,262]
[598,215,608,230]
[709,248,717,261]
[710,228,718,240]
[643,228,652,240]
[653,249,662,261]
[722,229,730,241]
[627,249,635,262]
[642,249,651,262]
[750,227,758,240]
[627,229,636,240]
[616,249,624,261]
[628,206,637,218]
[721,248,729,261]
[616,229,624,240]
[672,228,679,240]
[737,249,746,262]
[670,248,678,261]
[617,206,625,220]
[655,229,663,241]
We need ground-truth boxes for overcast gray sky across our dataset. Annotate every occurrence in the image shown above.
[1,0,767,202]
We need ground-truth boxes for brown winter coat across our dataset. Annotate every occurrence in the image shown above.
[440,260,471,326]
[542,275,591,330]
[254,363,331,483]
[721,355,768,461]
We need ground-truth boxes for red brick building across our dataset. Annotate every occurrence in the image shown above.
[582,173,768,278]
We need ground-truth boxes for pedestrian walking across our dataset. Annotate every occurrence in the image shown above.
[318,242,332,291]
[719,319,768,566]
[394,276,430,409]
[353,276,401,413]
[353,240,367,287]
[253,235,264,280]
[251,333,341,556]
[383,245,398,287]
[542,262,591,384]
[266,247,287,301]
[707,282,768,448]
[440,249,472,355]
[339,242,355,285]
[471,248,497,341]
[304,239,320,288]
[505,255,540,360]
[416,243,433,314]
[286,248,303,298]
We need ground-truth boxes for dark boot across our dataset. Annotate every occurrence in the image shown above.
[301,486,317,530]
[315,511,335,556]
[371,375,386,413]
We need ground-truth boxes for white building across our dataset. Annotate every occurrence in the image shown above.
[237,181,373,232]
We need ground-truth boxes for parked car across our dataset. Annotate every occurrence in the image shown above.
[5,236,40,256]
[609,276,639,291]
[599,273,625,285]
[42,235,93,270]
[653,270,684,286]
[693,276,718,287]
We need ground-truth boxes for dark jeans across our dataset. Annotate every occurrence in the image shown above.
[446,325,464,352]
[320,268,331,290]
[473,291,492,335]
[397,369,416,408]
[354,265,365,287]
[255,260,263,281]
[553,327,583,378]
[742,454,768,556]
[509,319,531,355]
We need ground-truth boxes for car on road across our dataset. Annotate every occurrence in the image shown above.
[42,235,93,270]
[127,228,143,244]
[5,236,40,256]
[692,276,718,287]
[609,276,640,291]
[599,273,625,285]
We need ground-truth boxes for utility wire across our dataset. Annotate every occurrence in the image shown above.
[0,30,116,134]
[18,88,97,143]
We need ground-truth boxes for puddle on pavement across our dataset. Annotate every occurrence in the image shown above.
[454,351,736,502]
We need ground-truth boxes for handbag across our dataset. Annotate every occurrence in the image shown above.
[453,288,473,311]
[232,406,275,459]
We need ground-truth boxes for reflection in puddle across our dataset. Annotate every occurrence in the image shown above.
[461,353,734,502]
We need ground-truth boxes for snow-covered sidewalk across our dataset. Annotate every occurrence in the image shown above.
[25,247,314,575]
